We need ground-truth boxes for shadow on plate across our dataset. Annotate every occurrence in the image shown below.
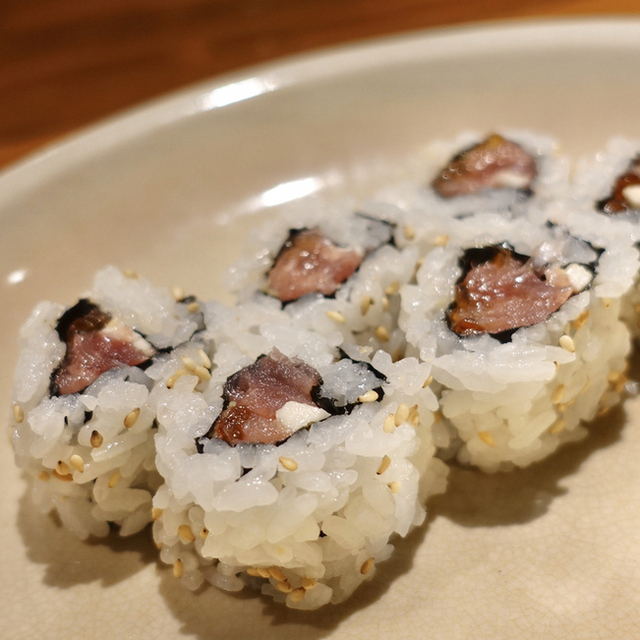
[16,475,156,589]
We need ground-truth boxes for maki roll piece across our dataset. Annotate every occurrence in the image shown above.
[228,199,419,358]
[545,139,640,339]
[152,305,446,609]
[401,131,569,221]
[400,215,631,472]
[9,266,204,539]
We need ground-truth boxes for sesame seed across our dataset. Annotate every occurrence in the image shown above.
[245,567,261,577]
[549,419,566,435]
[381,296,390,311]
[195,366,211,382]
[602,298,613,308]
[360,558,375,575]
[388,481,402,494]
[198,349,212,369]
[572,310,590,329]
[69,454,85,473]
[615,377,628,395]
[173,559,183,579]
[607,370,622,384]
[182,356,197,372]
[53,470,73,482]
[385,280,400,296]
[90,430,104,448]
[559,335,575,353]
[422,376,433,388]
[301,578,316,590]
[409,405,420,427]
[123,269,138,279]
[155,541,163,550]
[257,567,271,579]
[187,301,200,314]
[269,566,287,582]
[403,225,416,241]
[151,508,163,521]
[37,471,50,482]
[200,528,209,539]
[551,384,565,405]
[13,405,24,423]
[478,431,495,447]
[433,234,449,247]
[276,580,293,593]
[360,296,372,316]
[433,411,442,423]
[279,456,298,471]
[108,471,120,488]
[383,414,396,433]
[56,461,70,476]
[597,405,611,417]
[395,403,410,426]
[172,286,185,301]
[375,326,390,342]
[326,310,346,324]
[178,524,195,542]
[377,455,391,475]
[166,369,189,389]
[124,408,141,429]
[289,588,306,603]
[357,389,379,403]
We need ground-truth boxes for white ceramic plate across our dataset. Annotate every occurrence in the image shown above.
[3,18,640,640]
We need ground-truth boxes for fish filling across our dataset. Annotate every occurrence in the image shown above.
[432,134,537,198]
[51,300,155,396]
[267,228,364,302]
[597,156,640,214]
[447,244,590,339]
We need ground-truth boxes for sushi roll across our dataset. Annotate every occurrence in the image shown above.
[9,266,204,539]
[542,138,640,338]
[228,198,419,359]
[399,213,632,471]
[151,299,446,609]
[402,131,570,220]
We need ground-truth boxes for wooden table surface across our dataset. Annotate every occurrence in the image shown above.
[1,0,637,169]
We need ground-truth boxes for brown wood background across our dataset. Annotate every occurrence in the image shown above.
[1,0,637,169]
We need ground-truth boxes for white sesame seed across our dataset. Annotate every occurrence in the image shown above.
[357,389,379,403]
[108,471,120,488]
[172,286,185,301]
[552,385,565,404]
[289,587,306,603]
[383,414,396,433]
[385,280,400,296]
[198,349,212,369]
[301,578,316,590]
[151,508,163,521]
[173,559,183,579]
[326,310,346,324]
[182,356,197,372]
[395,403,410,426]
[360,558,375,575]
[388,481,402,494]
[374,326,390,342]
[178,524,195,543]
[478,431,495,447]
[360,296,372,316]
[269,566,287,582]
[124,408,140,429]
[377,455,391,475]
[90,430,104,448]
[12,405,24,423]
[69,454,84,473]
[279,456,298,471]
[403,225,416,241]
[559,335,575,353]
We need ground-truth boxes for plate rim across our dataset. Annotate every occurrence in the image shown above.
[2,15,640,207]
